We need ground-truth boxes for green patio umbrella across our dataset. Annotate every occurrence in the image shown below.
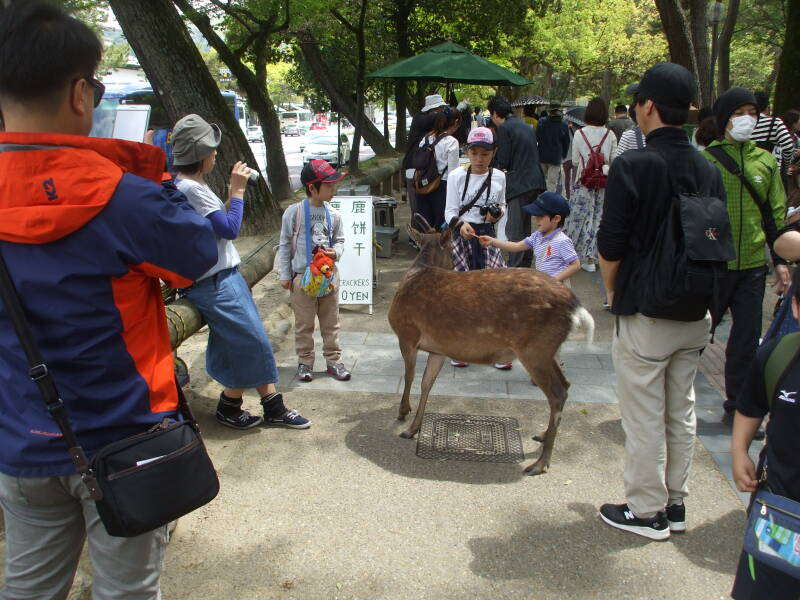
[367,41,532,86]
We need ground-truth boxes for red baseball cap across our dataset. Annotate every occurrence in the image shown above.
[301,159,345,186]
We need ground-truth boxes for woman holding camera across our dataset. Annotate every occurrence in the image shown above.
[170,114,309,431]
[443,126,508,369]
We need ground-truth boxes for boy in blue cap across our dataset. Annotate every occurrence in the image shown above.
[479,191,580,283]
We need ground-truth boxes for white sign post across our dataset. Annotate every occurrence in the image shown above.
[329,196,374,314]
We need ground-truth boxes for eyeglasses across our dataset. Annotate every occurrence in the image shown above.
[73,75,105,108]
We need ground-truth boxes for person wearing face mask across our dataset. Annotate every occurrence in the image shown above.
[703,88,790,435]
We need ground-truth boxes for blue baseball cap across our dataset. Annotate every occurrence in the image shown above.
[524,192,570,218]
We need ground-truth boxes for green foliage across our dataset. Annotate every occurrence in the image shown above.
[728,0,786,92]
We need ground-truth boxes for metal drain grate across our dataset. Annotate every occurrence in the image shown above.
[416,413,524,463]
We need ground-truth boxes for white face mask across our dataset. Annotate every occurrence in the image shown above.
[728,115,757,142]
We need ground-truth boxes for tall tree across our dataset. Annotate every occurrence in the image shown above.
[109,0,281,233]
[173,0,294,204]
[294,27,396,156]
[773,0,800,115]
[716,0,740,94]
[653,0,699,84]
[331,0,369,173]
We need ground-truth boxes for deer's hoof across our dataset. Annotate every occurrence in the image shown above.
[523,462,548,476]
[532,434,545,443]
[399,430,415,439]
[397,413,408,422]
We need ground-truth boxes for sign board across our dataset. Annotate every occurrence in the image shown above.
[329,196,374,311]
[111,104,151,142]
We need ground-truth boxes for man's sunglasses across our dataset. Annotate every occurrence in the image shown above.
[74,75,105,108]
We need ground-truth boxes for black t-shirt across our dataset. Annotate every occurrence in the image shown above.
[737,337,800,501]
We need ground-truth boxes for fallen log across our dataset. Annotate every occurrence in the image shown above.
[165,238,277,349]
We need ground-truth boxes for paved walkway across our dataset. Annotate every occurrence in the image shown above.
[276,330,761,508]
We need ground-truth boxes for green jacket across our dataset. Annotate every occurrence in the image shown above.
[703,138,785,271]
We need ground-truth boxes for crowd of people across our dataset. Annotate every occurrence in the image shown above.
[1,2,799,599]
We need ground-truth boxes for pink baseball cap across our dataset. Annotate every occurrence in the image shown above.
[466,127,495,149]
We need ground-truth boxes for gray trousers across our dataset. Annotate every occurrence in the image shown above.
[505,191,539,268]
[612,312,711,518]
[0,472,166,600]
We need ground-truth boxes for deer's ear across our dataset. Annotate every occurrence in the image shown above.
[406,224,422,245]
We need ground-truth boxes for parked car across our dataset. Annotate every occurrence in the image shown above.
[301,133,350,167]
[282,124,300,136]
[309,121,327,131]
[246,126,263,143]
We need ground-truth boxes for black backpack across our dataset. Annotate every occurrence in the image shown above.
[410,135,446,195]
[633,152,735,318]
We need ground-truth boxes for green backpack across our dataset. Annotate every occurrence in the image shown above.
[764,332,800,409]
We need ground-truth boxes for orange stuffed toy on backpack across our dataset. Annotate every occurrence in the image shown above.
[309,249,335,280]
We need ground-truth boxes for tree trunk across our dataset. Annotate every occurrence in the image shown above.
[342,1,368,174]
[108,0,279,233]
[392,0,413,153]
[716,0,739,95]
[654,0,698,77]
[688,0,710,107]
[296,29,396,157]
[174,0,293,203]
[774,0,800,115]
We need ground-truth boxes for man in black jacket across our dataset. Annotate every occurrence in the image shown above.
[489,96,545,267]
[596,63,725,540]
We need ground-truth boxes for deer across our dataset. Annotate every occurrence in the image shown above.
[388,219,595,476]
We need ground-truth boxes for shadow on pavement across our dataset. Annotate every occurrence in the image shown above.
[468,502,739,591]
[341,406,526,485]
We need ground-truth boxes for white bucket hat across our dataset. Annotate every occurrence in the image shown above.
[421,94,447,113]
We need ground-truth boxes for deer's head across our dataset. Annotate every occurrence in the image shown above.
[407,215,454,271]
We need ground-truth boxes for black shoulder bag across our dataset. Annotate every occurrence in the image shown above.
[446,167,493,230]
[705,145,786,266]
[0,251,219,538]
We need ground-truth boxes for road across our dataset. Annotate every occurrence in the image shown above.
[249,125,396,191]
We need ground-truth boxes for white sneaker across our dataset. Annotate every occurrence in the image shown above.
[494,362,512,370]
[581,263,596,273]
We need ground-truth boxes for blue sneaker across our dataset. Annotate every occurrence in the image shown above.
[215,409,263,430]
[264,409,311,430]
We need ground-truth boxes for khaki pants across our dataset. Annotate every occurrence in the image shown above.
[290,278,342,367]
[542,163,561,193]
[612,312,711,518]
[0,472,166,600]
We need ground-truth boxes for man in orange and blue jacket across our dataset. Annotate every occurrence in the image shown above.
[0,3,217,598]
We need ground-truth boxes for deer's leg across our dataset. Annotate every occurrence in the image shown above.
[398,339,419,421]
[519,356,569,476]
[400,352,445,439]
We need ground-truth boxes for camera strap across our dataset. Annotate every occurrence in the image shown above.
[458,167,493,218]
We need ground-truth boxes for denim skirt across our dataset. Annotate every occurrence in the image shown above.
[182,267,278,389]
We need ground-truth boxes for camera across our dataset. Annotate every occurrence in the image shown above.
[248,170,260,183]
[479,203,502,219]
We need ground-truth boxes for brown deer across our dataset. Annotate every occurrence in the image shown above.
[388,221,594,476]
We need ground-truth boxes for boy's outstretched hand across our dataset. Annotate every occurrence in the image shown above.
[478,235,495,247]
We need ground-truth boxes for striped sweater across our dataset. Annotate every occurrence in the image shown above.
[751,114,794,168]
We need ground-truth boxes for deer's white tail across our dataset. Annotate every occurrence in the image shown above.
[570,306,595,343]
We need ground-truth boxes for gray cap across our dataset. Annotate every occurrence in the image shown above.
[171,114,222,166]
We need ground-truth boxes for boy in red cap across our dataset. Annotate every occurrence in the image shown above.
[279,160,351,382]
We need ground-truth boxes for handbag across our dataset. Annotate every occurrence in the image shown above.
[743,461,800,579]
[0,249,219,538]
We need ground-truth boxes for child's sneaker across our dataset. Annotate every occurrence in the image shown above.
[264,409,311,429]
[450,360,468,367]
[666,502,686,533]
[494,362,513,370]
[326,363,351,381]
[296,364,313,382]
[599,503,670,541]
[215,409,263,430]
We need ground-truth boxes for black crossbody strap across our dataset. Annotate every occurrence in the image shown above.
[706,145,783,263]
[0,249,103,497]
[458,167,493,218]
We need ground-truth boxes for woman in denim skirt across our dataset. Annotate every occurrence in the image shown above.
[170,114,309,430]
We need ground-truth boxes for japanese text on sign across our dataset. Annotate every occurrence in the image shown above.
[329,196,373,307]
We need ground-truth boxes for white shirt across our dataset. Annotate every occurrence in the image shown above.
[176,179,241,281]
[572,125,618,171]
[404,134,460,181]
[445,166,507,225]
